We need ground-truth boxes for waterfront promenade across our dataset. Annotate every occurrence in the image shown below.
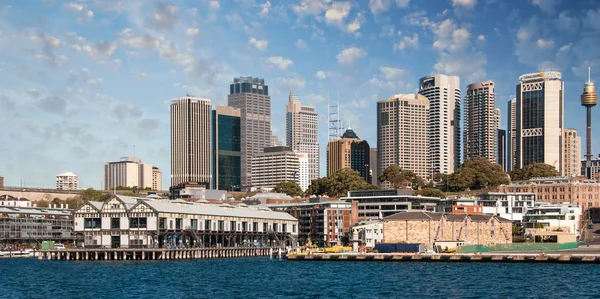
[39,247,275,261]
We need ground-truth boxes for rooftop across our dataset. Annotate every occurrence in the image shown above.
[384,211,511,223]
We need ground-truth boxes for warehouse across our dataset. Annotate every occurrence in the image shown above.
[74,195,298,249]
[382,211,512,251]
[0,205,74,247]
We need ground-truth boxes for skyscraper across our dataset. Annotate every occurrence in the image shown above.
[377,94,430,180]
[418,74,461,174]
[464,81,497,163]
[327,128,371,182]
[515,72,564,174]
[170,96,212,187]
[563,129,581,176]
[286,90,319,181]
[497,129,506,170]
[507,98,517,172]
[227,77,271,190]
[251,146,300,191]
[370,148,378,186]
[212,106,241,191]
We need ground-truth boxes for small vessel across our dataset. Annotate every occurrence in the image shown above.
[0,249,35,258]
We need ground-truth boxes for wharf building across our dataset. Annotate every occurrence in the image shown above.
[170,96,212,187]
[56,172,78,190]
[212,106,242,191]
[507,98,517,172]
[227,77,272,190]
[463,81,497,164]
[377,94,430,181]
[340,189,446,223]
[266,198,352,247]
[286,91,320,182]
[104,157,162,191]
[74,195,297,248]
[0,203,74,246]
[515,72,564,174]
[250,146,300,192]
[563,129,581,177]
[499,176,600,219]
[350,221,383,249]
[382,212,512,251]
[418,74,461,174]
[327,128,371,182]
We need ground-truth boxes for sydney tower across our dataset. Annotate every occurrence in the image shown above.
[582,67,598,178]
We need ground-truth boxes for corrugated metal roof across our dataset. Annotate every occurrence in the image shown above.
[384,211,443,221]
[0,206,72,216]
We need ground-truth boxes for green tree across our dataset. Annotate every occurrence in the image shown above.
[379,164,424,189]
[509,162,560,181]
[413,188,446,199]
[461,157,510,189]
[273,181,304,197]
[36,200,49,208]
[77,188,111,202]
[306,177,331,197]
[327,168,377,197]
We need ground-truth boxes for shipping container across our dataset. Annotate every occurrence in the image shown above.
[41,241,55,250]
[374,243,423,253]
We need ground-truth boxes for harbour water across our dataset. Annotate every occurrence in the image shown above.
[1,258,599,298]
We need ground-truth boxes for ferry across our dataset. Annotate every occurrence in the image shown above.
[0,249,36,258]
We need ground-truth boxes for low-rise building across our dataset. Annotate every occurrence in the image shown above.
[266,198,351,247]
[382,211,512,250]
[581,154,600,181]
[74,195,297,248]
[0,205,74,246]
[244,193,295,205]
[350,220,383,248]
[341,189,446,223]
[523,202,582,236]
[0,195,31,207]
[56,172,78,190]
[478,192,536,222]
[169,182,228,200]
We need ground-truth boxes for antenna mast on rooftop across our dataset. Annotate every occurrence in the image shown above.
[328,90,342,140]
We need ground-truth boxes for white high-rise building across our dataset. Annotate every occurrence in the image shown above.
[56,172,78,190]
[563,129,581,177]
[464,81,497,163]
[297,153,309,191]
[104,157,161,190]
[515,72,564,174]
[507,98,517,172]
[377,94,430,180]
[418,74,461,174]
[170,96,212,187]
[286,91,319,181]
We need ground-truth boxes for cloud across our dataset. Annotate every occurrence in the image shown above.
[295,39,308,49]
[38,96,67,115]
[266,56,293,70]
[531,0,562,14]
[83,41,117,59]
[379,66,406,80]
[336,46,366,65]
[451,0,477,8]
[369,0,410,14]
[325,2,352,25]
[559,43,571,52]
[86,78,104,85]
[249,37,268,50]
[186,28,199,36]
[477,34,485,41]
[225,12,245,27]
[120,34,159,49]
[584,8,600,31]
[259,1,271,17]
[556,11,577,32]
[0,95,15,111]
[277,76,306,89]
[315,70,327,79]
[63,2,84,11]
[209,0,220,10]
[397,33,419,50]
[146,3,179,31]
[293,0,331,17]
[536,38,554,49]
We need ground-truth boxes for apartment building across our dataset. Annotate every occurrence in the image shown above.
[563,129,581,176]
[56,172,78,190]
[464,81,497,163]
[250,146,300,191]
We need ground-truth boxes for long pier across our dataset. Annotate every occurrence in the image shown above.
[286,253,600,263]
[39,247,274,261]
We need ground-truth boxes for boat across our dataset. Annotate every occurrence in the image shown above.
[0,249,35,258]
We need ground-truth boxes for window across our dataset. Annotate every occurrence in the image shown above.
[230,221,236,232]
[292,225,296,233]
[159,218,167,229]
[176,218,183,230]
[218,220,224,231]
[84,218,101,229]
[263,223,268,232]
[282,224,287,233]
[253,222,258,232]
[129,218,147,229]
[191,219,198,230]
[205,220,211,231]
[273,223,278,232]
[242,222,247,232]
[111,218,120,229]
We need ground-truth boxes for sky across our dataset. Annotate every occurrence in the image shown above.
[0,0,599,190]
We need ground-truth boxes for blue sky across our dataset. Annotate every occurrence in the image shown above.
[1,0,599,190]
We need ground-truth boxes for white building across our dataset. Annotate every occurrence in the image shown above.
[56,172,78,190]
[286,91,319,181]
[74,195,297,248]
[250,146,300,191]
[297,153,309,191]
[351,221,384,249]
[418,74,461,174]
[523,202,582,236]
[104,157,161,191]
[478,192,537,222]
[516,71,564,174]
[0,195,31,207]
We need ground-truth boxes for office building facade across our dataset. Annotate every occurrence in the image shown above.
[228,77,271,190]
[418,74,461,174]
[212,106,242,191]
[327,129,371,182]
[515,72,564,174]
[497,129,506,170]
[464,81,497,163]
[286,91,319,181]
[563,129,581,176]
[377,94,430,180]
[370,148,378,186]
[250,146,300,191]
[507,98,517,172]
[297,153,309,191]
[104,157,160,190]
[170,96,212,187]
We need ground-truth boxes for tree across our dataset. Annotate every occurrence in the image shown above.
[273,181,304,197]
[446,157,510,191]
[306,169,379,198]
[509,162,560,181]
[379,164,424,189]
[36,200,49,208]
[75,188,111,203]
[305,177,331,197]
[413,188,446,199]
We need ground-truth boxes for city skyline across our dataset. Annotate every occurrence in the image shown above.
[1,1,600,189]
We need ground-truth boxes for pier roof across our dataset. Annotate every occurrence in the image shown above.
[141,200,297,221]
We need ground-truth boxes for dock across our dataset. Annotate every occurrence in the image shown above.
[38,247,276,261]
[286,253,600,263]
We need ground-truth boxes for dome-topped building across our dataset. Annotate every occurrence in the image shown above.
[327,127,371,182]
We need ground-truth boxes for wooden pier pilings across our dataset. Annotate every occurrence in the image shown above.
[39,247,273,261]
[286,253,600,264]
